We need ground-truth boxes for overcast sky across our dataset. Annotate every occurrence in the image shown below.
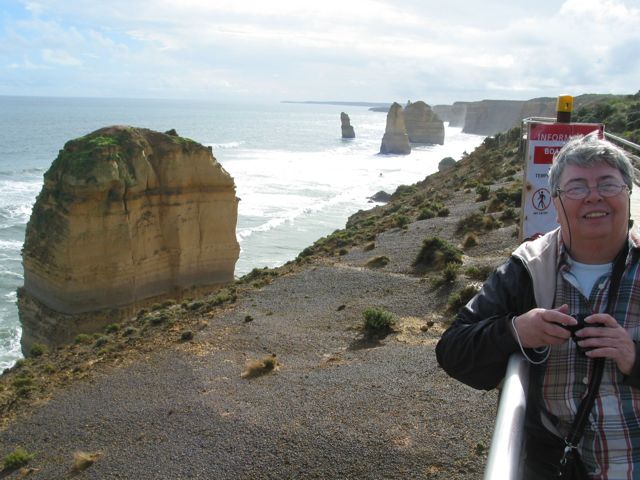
[1,0,639,105]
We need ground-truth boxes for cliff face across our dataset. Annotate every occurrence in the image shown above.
[20,126,240,352]
[404,101,444,144]
[379,103,411,154]
[461,98,556,135]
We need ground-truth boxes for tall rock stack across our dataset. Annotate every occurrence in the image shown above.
[19,126,240,353]
[340,112,355,138]
[379,102,411,155]
[404,101,445,145]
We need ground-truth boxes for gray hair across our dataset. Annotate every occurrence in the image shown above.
[548,133,634,197]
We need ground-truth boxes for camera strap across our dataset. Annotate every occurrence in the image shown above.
[561,239,629,459]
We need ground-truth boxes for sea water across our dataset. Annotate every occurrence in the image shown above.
[0,96,485,370]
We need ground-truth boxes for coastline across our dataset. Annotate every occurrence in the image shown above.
[0,131,520,478]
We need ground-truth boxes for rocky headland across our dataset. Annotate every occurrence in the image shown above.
[19,126,240,354]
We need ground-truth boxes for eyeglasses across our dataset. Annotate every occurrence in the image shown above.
[556,183,629,200]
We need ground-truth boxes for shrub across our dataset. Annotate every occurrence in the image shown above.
[500,207,519,222]
[362,308,395,331]
[3,447,35,470]
[149,311,170,325]
[75,333,93,345]
[486,197,503,213]
[413,237,462,270]
[104,323,120,334]
[456,212,501,235]
[466,265,494,281]
[241,354,279,378]
[365,256,390,269]
[437,207,450,217]
[417,207,436,220]
[29,343,47,357]
[475,185,490,201]
[123,326,137,336]
[363,242,375,251]
[93,336,109,348]
[180,330,194,341]
[462,232,478,249]
[441,262,460,283]
[187,300,204,311]
[12,375,34,395]
[447,285,481,312]
[395,215,410,229]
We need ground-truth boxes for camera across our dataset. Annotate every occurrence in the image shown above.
[560,313,603,353]
[561,313,589,335]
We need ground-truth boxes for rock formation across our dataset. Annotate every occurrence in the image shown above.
[340,112,355,138]
[379,103,411,155]
[404,101,444,144]
[438,157,456,171]
[19,126,240,353]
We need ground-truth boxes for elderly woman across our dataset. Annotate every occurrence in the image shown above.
[436,133,640,479]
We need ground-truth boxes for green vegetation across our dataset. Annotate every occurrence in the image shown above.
[447,285,481,313]
[456,212,501,235]
[573,91,640,144]
[413,237,463,271]
[475,185,490,201]
[28,343,47,357]
[362,308,395,331]
[3,447,35,471]
[74,333,93,345]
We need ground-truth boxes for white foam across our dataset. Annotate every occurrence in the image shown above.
[207,141,242,149]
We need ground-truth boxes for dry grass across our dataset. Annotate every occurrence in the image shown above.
[240,354,279,379]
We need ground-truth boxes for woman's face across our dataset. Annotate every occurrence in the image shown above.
[553,162,629,260]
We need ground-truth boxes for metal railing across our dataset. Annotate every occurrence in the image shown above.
[483,354,530,479]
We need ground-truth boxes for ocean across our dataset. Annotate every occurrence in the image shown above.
[0,96,485,371]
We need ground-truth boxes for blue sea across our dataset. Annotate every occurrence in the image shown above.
[0,96,485,371]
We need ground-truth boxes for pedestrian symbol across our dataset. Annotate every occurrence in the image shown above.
[532,188,551,211]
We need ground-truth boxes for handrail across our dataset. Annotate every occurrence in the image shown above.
[483,354,530,480]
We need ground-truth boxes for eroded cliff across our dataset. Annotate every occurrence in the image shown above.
[19,126,240,352]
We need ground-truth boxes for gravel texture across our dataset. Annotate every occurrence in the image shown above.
[0,188,516,479]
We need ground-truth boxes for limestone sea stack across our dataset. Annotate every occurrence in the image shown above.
[19,126,240,353]
[379,102,411,155]
[341,112,355,139]
[404,101,445,145]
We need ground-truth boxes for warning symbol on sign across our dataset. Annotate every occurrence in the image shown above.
[532,188,551,211]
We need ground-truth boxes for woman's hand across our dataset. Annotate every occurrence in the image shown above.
[512,304,575,348]
[577,314,636,375]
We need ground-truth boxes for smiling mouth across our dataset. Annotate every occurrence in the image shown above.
[584,212,609,219]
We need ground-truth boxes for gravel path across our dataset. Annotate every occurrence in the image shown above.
[0,177,523,479]
[0,221,503,479]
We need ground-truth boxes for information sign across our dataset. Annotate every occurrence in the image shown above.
[521,122,604,240]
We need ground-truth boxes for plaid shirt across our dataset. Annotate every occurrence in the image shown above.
[539,231,640,479]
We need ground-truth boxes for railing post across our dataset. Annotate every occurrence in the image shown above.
[483,354,530,480]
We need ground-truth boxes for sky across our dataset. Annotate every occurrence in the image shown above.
[1,0,639,105]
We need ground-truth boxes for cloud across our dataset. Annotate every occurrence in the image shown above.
[41,48,81,66]
[2,0,639,102]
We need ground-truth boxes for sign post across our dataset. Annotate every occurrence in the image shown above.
[521,122,604,240]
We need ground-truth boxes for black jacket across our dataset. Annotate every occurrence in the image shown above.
[435,256,535,390]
